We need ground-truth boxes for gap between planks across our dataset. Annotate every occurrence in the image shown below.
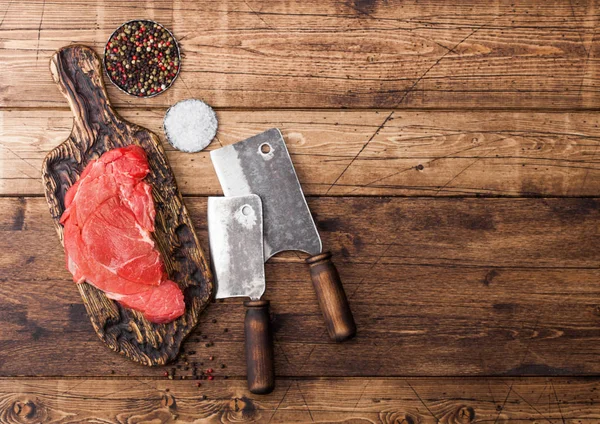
[5,107,600,112]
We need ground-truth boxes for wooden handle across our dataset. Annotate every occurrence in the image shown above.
[244,300,275,394]
[306,251,356,342]
[50,45,118,138]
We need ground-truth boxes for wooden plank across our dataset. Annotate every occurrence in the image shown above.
[2,109,600,197]
[1,197,599,377]
[0,377,598,423]
[0,0,599,109]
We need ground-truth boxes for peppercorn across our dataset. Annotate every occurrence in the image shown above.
[104,20,180,97]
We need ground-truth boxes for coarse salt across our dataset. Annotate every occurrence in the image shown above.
[163,99,218,153]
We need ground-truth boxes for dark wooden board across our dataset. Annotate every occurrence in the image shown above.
[40,45,213,366]
[1,197,599,377]
[1,377,599,423]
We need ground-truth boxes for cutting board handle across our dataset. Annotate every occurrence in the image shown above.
[244,299,275,394]
[50,45,118,137]
[306,251,356,342]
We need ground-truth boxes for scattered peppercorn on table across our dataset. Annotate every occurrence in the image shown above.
[1,0,600,422]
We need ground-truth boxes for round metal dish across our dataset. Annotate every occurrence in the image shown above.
[103,19,181,98]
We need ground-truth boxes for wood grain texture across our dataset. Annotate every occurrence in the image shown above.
[0,377,599,423]
[1,197,598,377]
[1,0,599,418]
[0,0,599,109]
[3,109,600,197]
[41,45,213,366]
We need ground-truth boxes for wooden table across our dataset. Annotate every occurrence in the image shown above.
[1,1,599,422]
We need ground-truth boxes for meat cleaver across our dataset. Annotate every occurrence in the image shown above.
[211,128,356,342]
[207,194,275,394]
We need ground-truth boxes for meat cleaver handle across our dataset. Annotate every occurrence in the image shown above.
[306,252,356,342]
[244,300,275,394]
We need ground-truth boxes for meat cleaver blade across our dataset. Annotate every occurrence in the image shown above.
[211,129,356,342]
[207,194,274,394]
[208,194,265,301]
[210,128,321,260]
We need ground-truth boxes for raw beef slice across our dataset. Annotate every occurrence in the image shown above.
[60,145,185,323]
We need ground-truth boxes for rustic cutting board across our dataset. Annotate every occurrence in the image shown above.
[42,45,213,366]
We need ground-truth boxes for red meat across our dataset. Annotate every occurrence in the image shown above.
[60,145,184,324]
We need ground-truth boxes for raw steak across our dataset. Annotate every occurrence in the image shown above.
[60,145,185,323]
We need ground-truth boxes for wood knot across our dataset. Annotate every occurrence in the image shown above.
[381,411,415,424]
[228,396,257,419]
[457,405,475,423]
[160,393,176,409]
[13,400,36,418]
[396,414,415,424]
[483,269,499,286]
[7,399,43,423]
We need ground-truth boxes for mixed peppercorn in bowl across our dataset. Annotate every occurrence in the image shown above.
[104,20,180,97]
